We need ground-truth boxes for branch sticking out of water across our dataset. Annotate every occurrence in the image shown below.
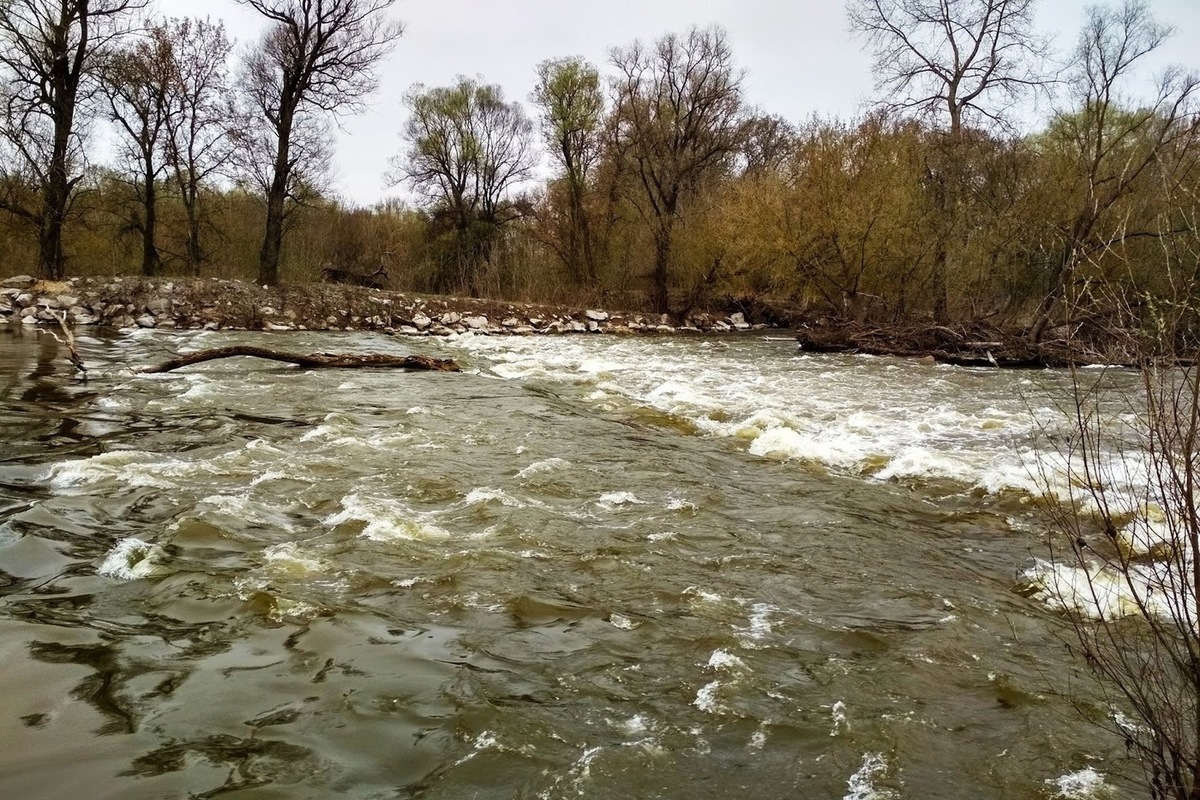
[140,346,461,374]
[45,310,87,379]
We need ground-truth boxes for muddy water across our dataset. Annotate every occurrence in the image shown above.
[0,325,1136,799]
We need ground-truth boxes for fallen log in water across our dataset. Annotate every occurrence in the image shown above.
[141,345,461,374]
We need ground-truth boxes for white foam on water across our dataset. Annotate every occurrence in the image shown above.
[536,746,604,800]
[665,492,697,513]
[197,493,295,531]
[830,700,848,736]
[263,542,325,575]
[47,450,182,489]
[844,753,897,800]
[516,457,571,479]
[609,612,637,630]
[249,469,288,487]
[176,377,223,401]
[1117,506,1175,558]
[326,494,450,542]
[748,723,769,750]
[620,714,649,734]
[596,491,645,508]
[98,537,166,580]
[693,680,723,714]
[1020,558,1196,622]
[453,335,1147,504]
[461,487,523,508]
[684,586,726,606]
[736,602,775,646]
[706,649,746,672]
[1046,767,1109,799]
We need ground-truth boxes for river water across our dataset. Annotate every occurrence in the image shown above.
[0,325,1138,799]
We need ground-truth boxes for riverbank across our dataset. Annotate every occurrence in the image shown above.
[0,274,1142,368]
[0,275,767,336]
[791,319,1133,369]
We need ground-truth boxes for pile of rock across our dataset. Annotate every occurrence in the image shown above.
[1,275,772,336]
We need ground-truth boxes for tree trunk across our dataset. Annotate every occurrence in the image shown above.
[183,179,203,276]
[571,186,596,285]
[652,218,674,316]
[141,162,159,277]
[141,346,461,374]
[38,116,74,280]
[259,110,293,287]
[931,245,948,325]
[259,187,285,286]
[36,178,68,281]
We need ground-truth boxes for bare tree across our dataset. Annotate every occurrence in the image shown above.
[236,0,403,286]
[101,23,174,277]
[610,25,745,316]
[533,56,604,285]
[163,17,236,276]
[848,0,1046,322]
[1031,210,1200,798]
[390,77,536,294]
[0,0,147,279]
[738,111,796,178]
[848,0,1045,135]
[1026,0,1200,344]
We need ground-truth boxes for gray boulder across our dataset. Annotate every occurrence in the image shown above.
[1,275,35,289]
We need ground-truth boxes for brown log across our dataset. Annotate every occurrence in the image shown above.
[141,345,460,374]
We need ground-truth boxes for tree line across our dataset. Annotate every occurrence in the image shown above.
[0,0,1197,344]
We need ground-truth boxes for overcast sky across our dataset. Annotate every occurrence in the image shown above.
[155,0,1200,207]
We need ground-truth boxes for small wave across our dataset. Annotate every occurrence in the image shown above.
[326,494,450,542]
[844,753,896,800]
[830,700,848,736]
[462,487,523,508]
[1019,558,1192,621]
[47,450,181,489]
[736,602,775,646]
[529,742,606,800]
[596,491,645,509]
[706,649,746,672]
[263,542,325,575]
[517,457,571,479]
[1046,767,1109,799]
[608,612,637,630]
[98,537,166,580]
[665,492,697,513]
[693,680,723,714]
[197,493,295,531]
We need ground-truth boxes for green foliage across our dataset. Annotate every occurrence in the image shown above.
[392,77,535,295]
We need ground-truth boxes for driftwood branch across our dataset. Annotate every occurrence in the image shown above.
[140,345,461,374]
[44,310,88,378]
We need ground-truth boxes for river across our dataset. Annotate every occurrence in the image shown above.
[0,324,1137,799]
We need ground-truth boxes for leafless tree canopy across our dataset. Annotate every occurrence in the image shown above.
[163,16,237,275]
[1026,0,1200,344]
[236,0,403,285]
[609,25,745,314]
[848,0,1046,135]
[101,24,176,276]
[0,0,146,278]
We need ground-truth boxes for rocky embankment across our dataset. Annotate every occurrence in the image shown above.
[0,275,770,336]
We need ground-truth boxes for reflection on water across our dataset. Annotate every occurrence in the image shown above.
[0,325,1138,798]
